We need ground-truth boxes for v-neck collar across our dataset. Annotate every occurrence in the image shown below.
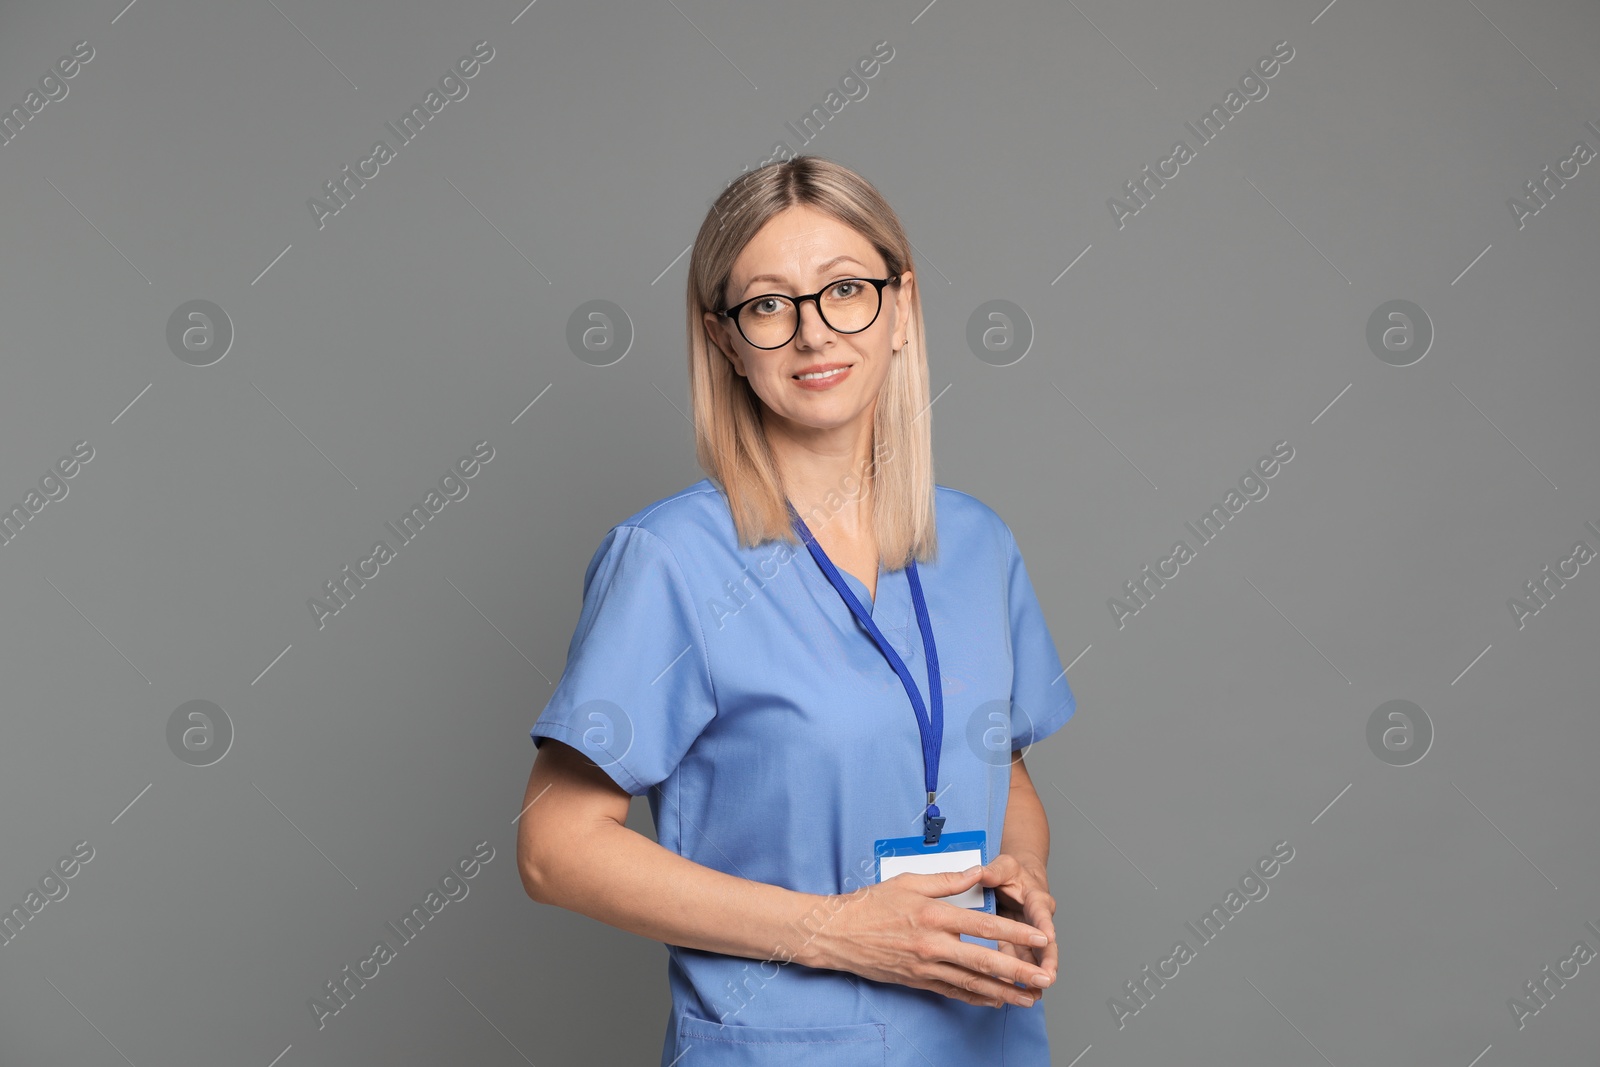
[805,554,922,665]
[853,565,923,666]
[836,562,884,616]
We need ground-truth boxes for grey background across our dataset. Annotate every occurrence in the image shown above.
[2,0,1597,1064]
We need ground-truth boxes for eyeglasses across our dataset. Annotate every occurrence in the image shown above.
[718,276,900,350]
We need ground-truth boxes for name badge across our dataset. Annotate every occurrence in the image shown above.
[874,829,995,915]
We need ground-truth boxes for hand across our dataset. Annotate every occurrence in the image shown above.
[801,865,1056,1009]
[984,853,1058,996]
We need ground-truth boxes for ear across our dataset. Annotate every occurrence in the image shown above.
[892,270,914,351]
[703,310,747,377]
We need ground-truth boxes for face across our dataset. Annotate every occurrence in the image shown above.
[703,203,913,439]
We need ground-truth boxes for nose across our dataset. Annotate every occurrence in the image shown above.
[793,295,835,346]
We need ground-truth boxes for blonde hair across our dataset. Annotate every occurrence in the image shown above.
[685,155,937,569]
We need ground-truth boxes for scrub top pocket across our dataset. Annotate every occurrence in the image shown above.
[676,1013,888,1066]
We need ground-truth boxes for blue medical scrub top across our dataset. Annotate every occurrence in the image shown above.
[530,478,1076,1067]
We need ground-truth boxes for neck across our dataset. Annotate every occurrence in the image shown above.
[768,406,876,537]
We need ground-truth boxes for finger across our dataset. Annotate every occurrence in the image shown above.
[904,865,988,900]
[999,941,1043,981]
[935,935,1054,992]
[960,940,1049,991]
[923,961,1040,1008]
[1023,893,1056,941]
[928,900,1049,951]
[1022,896,1057,978]
[972,855,1021,885]
[994,940,1034,978]
[1037,935,1058,980]
[1008,924,1043,970]
[920,907,1052,989]
[926,978,1005,1009]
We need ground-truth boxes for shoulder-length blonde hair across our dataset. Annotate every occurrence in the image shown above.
[685,155,937,570]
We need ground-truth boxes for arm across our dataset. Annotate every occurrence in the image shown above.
[521,737,1055,1006]
[994,753,1059,982]
[518,738,831,965]
[1000,753,1050,876]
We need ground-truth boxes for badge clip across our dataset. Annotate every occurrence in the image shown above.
[923,793,945,845]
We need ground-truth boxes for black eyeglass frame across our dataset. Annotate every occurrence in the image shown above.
[717,275,902,350]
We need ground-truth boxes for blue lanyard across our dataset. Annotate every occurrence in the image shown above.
[787,502,946,845]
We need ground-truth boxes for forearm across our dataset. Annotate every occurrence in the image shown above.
[1000,758,1051,871]
[528,819,834,967]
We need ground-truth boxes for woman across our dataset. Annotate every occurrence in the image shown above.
[518,155,1076,1066]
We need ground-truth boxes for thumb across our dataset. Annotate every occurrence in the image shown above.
[914,864,985,892]
[906,864,985,895]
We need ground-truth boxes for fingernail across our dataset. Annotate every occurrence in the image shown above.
[1019,996,1035,1007]
[963,864,981,875]
[1034,973,1052,987]
[1029,933,1047,946]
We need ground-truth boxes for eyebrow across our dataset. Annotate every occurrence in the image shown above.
[736,255,869,297]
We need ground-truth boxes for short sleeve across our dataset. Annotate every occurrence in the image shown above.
[1002,523,1076,749]
[529,524,718,796]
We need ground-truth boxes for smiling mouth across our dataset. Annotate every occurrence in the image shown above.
[793,365,851,381]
